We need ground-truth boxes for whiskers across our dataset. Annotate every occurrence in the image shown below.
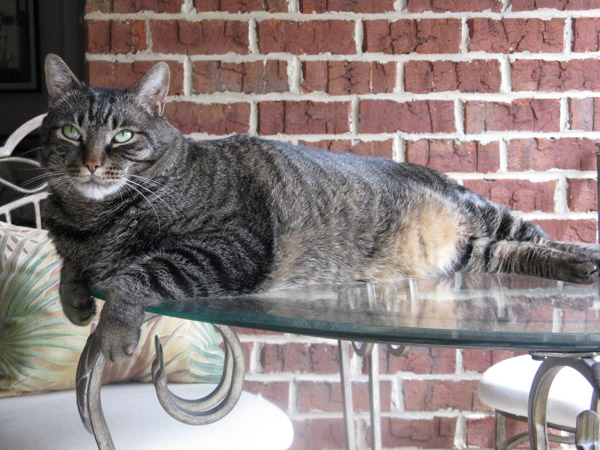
[23,171,75,199]
[122,174,177,231]
[23,171,71,189]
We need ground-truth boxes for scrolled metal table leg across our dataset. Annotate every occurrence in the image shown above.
[151,324,245,424]
[75,325,245,449]
[338,340,357,450]
[367,343,382,450]
[528,355,600,450]
[348,341,382,450]
[76,332,114,450]
[576,410,600,449]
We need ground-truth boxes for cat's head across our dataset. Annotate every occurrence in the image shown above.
[41,54,176,201]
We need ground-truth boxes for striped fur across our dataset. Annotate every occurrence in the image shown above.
[40,56,600,362]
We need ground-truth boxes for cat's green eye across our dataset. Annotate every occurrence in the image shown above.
[62,125,81,141]
[113,130,134,144]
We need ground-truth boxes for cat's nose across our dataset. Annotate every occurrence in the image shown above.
[84,160,102,173]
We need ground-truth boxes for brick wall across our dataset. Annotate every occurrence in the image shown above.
[84,0,600,448]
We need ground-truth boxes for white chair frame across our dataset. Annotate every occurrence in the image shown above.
[0,114,48,227]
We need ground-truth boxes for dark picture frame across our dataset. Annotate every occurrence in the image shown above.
[0,0,38,92]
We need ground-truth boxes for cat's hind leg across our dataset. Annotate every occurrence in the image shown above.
[459,238,598,284]
[540,239,600,269]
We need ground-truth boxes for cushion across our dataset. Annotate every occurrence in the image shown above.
[478,354,593,428]
[0,383,295,450]
[0,221,224,398]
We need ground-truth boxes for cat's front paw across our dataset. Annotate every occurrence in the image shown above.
[60,283,97,326]
[94,319,141,363]
[563,254,598,284]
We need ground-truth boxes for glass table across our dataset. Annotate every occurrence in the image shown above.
[80,273,600,449]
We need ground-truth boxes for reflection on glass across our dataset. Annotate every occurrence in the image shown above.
[144,274,600,350]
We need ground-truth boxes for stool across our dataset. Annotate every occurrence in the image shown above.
[478,354,593,448]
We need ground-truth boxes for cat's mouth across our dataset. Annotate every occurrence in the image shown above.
[74,176,126,200]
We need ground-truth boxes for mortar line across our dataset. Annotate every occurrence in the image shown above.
[249,101,258,135]
[183,56,193,97]
[248,18,258,54]
[460,17,469,54]
[86,51,600,63]
[354,18,364,56]
[454,414,467,449]
[85,10,600,21]
[498,139,508,172]
[554,176,569,214]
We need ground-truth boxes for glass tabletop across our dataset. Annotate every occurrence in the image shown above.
[137,273,600,351]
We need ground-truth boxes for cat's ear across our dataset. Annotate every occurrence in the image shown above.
[130,62,170,116]
[45,54,81,105]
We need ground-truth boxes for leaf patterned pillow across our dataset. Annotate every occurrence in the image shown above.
[0,221,224,398]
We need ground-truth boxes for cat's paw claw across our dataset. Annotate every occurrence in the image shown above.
[95,321,140,363]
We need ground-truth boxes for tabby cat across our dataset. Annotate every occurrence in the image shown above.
[40,55,600,362]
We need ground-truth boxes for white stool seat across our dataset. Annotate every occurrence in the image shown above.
[478,355,594,429]
[0,383,294,450]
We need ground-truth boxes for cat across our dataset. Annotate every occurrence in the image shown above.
[40,54,600,362]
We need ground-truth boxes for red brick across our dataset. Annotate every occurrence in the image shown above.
[86,0,111,13]
[195,0,287,11]
[464,100,560,133]
[113,0,182,12]
[533,219,597,243]
[258,101,350,135]
[573,18,600,52]
[508,138,598,171]
[87,60,184,94]
[241,342,252,372]
[193,61,288,94]
[151,20,249,55]
[462,349,525,373]
[468,18,564,53]
[406,140,499,173]
[86,21,110,54]
[466,416,528,448]
[407,0,502,11]
[86,0,182,11]
[405,60,500,93]
[243,381,289,411]
[258,20,355,55]
[110,20,148,54]
[463,179,556,213]
[568,179,598,212]
[367,345,456,375]
[404,379,480,411]
[378,417,456,448]
[261,343,340,374]
[512,59,600,91]
[513,0,598,10]
[298,140,394,159]
[405,61,457,93]
[233,327,282,336]
[86,20,148,55]
[360,100,455,133]
[301,61,395,95]
[290,419,346,450]
[296,381,392,413]
[363,19,461,54]
[164,102,250,135]
[300,0,395,12]
[569,98,600,131]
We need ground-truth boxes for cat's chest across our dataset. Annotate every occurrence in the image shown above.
[56,218,156,284]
